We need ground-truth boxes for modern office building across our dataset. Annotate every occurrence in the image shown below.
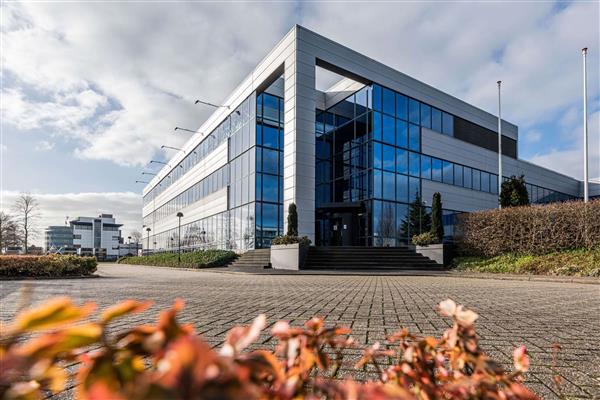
[44,225,74,252]
[70,214,123,260]
[142,25,596,252]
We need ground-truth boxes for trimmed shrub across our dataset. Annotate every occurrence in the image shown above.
[0,255,97,277]
[0,297,539,399]
[271,235,311,246]
[430,192,444,243]
[118,249,236,268]
[286,202,298,236]
[412,231,437,246]
[456,199,600,257]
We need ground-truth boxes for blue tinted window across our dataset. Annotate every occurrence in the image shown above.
[420,104,431,129]
[262,174,279,202]
[256,124,262,145]
[409,124,420,151]
[464,167,472,189]
[395,119,408,148]
[383,87,395,116]
[421,155,431,180]
[373,142,383,169]
[372,112,382,141]
[396,94,408,121]
[481,171,490,192]
[383,145,395,172]
[396,174,408,202]
[409,152,420,177]
[454,164,463,187]
[442,161,453,184]
[408,177,420,201]
[431,108,442,132]
[432,158,442,182]
[262,125,278,148]
[383,172,395,201]
[396,148,408,174]
[442,112,454,135]
[374,169,382,198]
[263,94,279,122]
[372,85,382,111]
[409,99,420,124]
[382,115,395,145]
[262,148,278,174]
[490,175,498,194]
[262,203,278,228]
[472,169,481,191]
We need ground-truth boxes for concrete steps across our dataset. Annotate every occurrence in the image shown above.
[228,248,271,271]
[303,246,443,270]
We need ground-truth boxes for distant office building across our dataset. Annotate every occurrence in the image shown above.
[45,226,74,252]
[118,242,142,257]
[70,214,123,260]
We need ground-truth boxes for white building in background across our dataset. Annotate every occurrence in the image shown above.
[70,214,122,260]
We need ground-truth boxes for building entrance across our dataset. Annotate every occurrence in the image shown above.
[315,202,367,246]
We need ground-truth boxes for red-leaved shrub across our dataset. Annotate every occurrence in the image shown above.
[0,297,539,399]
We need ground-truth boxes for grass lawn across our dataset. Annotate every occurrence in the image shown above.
[453,247,600,277]
[118,249,237,269]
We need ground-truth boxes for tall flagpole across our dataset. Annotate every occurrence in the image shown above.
[497,80,503,208]
[582,47,589,203]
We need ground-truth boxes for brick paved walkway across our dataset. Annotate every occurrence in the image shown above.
[1,264,599,398]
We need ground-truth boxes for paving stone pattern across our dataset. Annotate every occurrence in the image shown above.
[1,264,598,399]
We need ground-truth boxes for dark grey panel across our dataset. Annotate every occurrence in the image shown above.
[454,117,517,158]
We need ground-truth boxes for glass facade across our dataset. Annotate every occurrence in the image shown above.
[145,90,284,252]
[314,83,575,246]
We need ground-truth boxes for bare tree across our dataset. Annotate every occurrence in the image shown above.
[12,193,40,254]
[0,211,22,251]
[130,230,143,244]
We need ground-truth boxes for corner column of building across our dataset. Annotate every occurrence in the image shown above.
[283,31,316,241]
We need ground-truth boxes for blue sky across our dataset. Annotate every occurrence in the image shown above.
[1,1,598,242]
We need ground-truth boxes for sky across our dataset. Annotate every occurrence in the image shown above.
[1,1,599,244]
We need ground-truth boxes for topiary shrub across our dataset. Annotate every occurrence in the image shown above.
[286,203,298,237]
[0,296,539,399]
[412,231,438,246]
[430,192,444,243]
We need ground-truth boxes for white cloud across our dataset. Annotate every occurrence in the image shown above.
[34,140,55,151]
[523,130,542,144]
[0,190,142,245]
[2,2,295,166]
[530,109,600,179]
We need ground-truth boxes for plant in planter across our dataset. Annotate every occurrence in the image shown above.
[271,203,311,270]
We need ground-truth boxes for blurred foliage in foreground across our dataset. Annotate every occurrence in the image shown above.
[0,295,544,399]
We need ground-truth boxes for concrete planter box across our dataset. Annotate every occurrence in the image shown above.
[271,243,309,270]
[415,244,453,267]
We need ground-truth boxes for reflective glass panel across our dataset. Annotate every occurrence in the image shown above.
[396,148,408,174]
[442,112,454,135]
[383,172,395,201]
[421,155,431,180]
[432,158,442,182]
[395,119,408,149]
[409,152,420,177]
[409,124,420,151]
[383,87,395,116]
[396,174,408,202]
[396,93,408,121]
[420,104,431,129]
[383,145,395,172]
[382,115,395,145]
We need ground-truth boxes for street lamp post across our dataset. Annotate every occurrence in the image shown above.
[497,80,503,208]
[145,227,151,255]
[176,212,183,265]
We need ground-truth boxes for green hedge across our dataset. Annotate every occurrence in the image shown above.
[0,255,97,278]
[453,247,600,277]
[118,250,237,269]
[456,199,600,257]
